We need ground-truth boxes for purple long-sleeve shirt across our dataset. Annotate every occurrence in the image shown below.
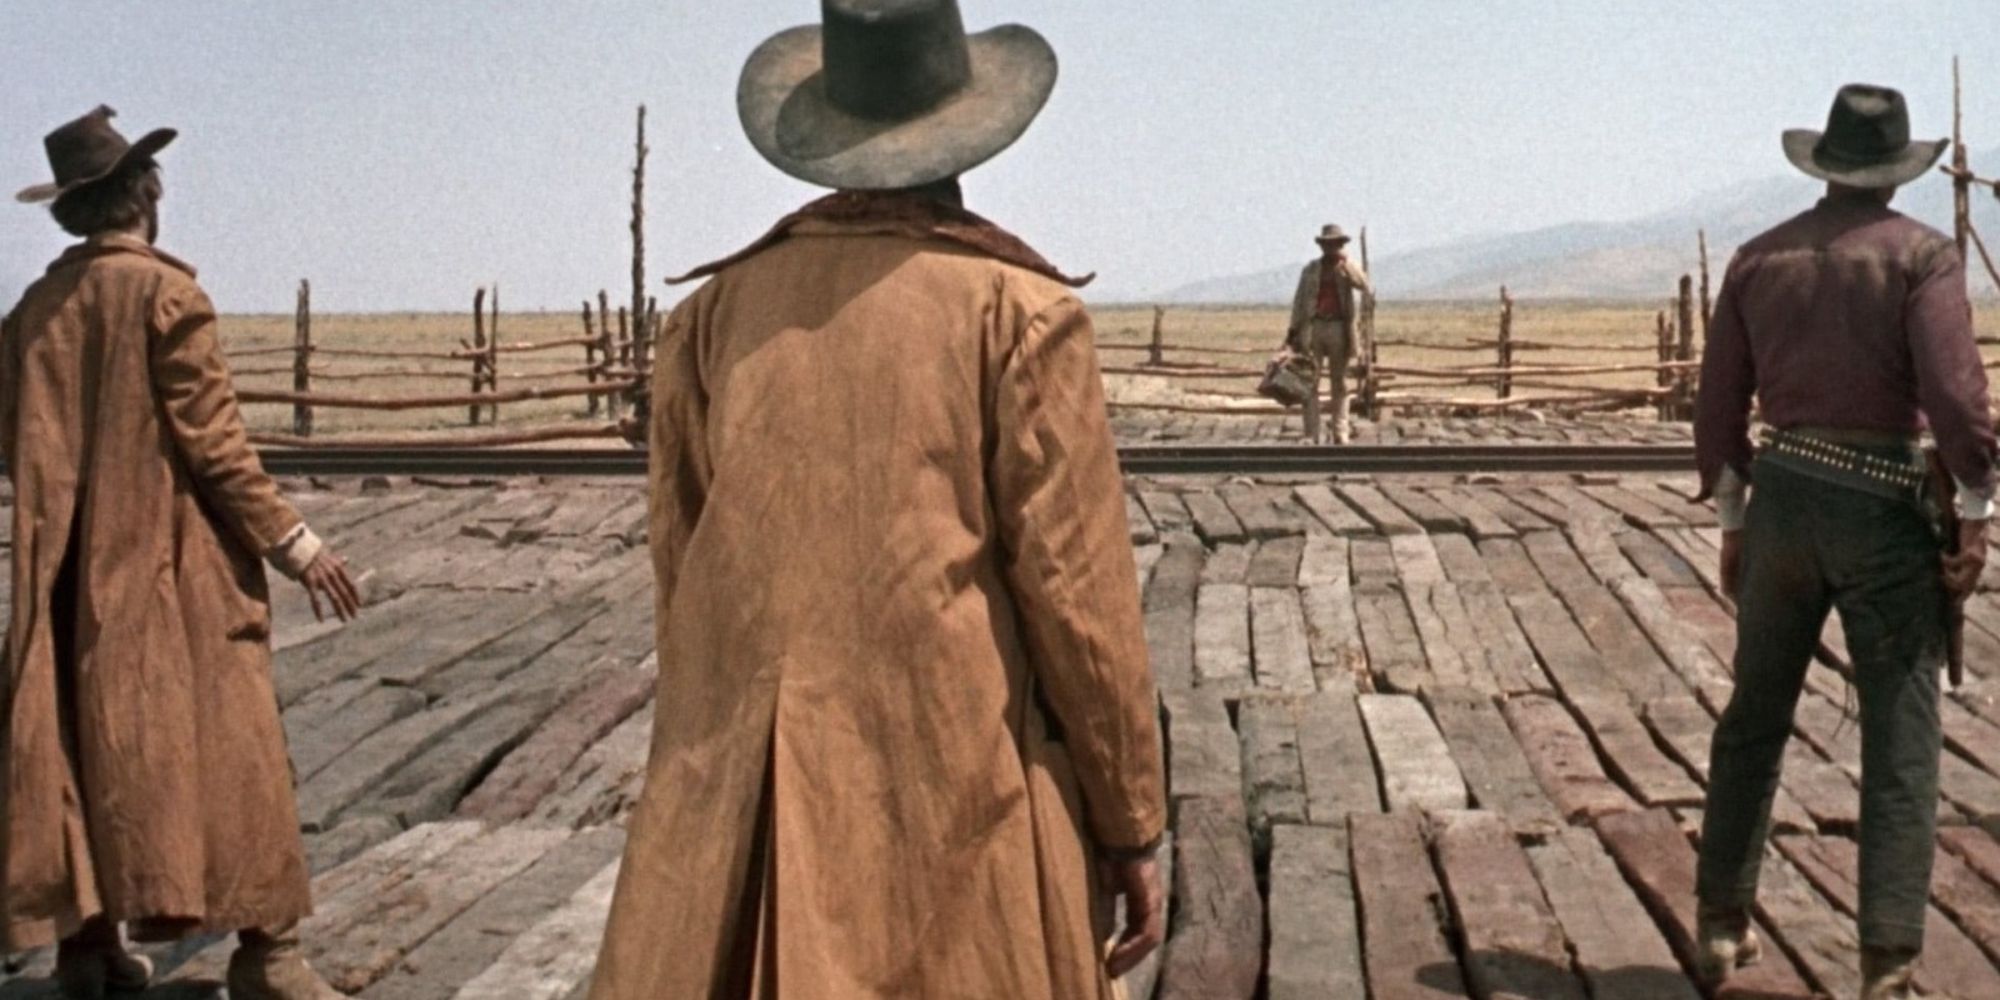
[1695,194,1997,501]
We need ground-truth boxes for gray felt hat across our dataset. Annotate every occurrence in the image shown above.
[1781,84,1949,189]
[736,0,1058,191]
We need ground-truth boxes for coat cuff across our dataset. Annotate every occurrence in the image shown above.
[266,523,324,580]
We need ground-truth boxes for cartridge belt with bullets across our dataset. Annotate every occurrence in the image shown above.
[1756,427,1929,504]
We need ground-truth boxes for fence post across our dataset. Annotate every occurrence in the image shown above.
[1676,275,1696,420]
[599,289,620,420]
[1698,230,1714,344]
[1149,306,1164,366]
[488,285,502,425]
[631,104,650,393]
[1359,226,1379,420]
[292,279,313,438]
[1655,309,1671,422]
[1496,285,1514,400]
[1956,56,1972,263]
[583,300,600,417]
[470,287,487,427]
[617,306,631,419]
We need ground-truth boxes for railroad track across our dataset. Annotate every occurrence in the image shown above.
[251,443,1696,478]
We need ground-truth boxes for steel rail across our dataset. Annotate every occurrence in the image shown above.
[245,444,1695,478]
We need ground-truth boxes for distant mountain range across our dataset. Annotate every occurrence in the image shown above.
[1160,149,2000,303]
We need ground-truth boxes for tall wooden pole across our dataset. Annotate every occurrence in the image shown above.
[1698,230,1714,344]
[1497,286,1515,400]
[293,279,313,438]
[470,287,487,427]
[631,105,649,384]
[488,284,502,425]
[1676,276,1697,421]
[1956,57,1972,265]
[1656,309,1671,422]
[1359,226,1378,420]
[1149,306,1164,366]
[599,289,619,420]
[583,300,600,417]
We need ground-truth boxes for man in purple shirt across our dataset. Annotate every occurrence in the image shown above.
[1693,84,1995,999]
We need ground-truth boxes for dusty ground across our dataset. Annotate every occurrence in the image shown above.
[214,301,2000,438]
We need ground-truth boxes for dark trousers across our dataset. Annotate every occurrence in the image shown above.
[1696,458,1945,953]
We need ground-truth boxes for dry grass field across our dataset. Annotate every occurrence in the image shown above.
[216,301,2000,435]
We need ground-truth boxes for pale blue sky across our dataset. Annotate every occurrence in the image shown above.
[4,1,1998,310]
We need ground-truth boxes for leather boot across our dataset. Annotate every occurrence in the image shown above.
[53,919,152,999]
[1859,947,1916,999]
[227,922,348,999]
[1693,904,1763,988]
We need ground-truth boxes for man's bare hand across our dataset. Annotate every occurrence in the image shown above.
[302,550,363,623]
[1944,518,1990,599]
[1103,854,1165,979]
[1720,529,1745,602]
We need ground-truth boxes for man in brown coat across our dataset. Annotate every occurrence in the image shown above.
[588,3,1168,998]
[1286,224,1373,443]
[1,107,362,1000]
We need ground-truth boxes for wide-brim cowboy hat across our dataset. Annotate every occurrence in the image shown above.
[17,105,175,205]
[1781,83,1948,189]
[1315,224,1351,245]
[737,0,1057,191]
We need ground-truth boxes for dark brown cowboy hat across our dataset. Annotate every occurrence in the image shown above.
[16,105,175,205]
[1782,84,1948,189]
[737,0,1057,191]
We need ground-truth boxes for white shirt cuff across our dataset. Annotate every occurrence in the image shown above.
[267,523,325,580]
[1958,478,1995,521]
[1713,466,1749,532]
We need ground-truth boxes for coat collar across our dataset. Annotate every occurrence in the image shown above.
[48,232,197,278]
[668,192,1092,288]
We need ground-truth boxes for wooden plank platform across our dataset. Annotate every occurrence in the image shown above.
[8,460,2000,998]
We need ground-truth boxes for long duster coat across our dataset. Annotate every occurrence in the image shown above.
[0,234,312,951]
[590,201,1167,1000]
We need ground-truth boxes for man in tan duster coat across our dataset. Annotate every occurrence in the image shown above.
[1287,224,1373,444]
[1,107,361,1000]
[589,3,1168,998]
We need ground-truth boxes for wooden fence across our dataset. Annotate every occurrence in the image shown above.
[233,283,653,448]
[1098,269,1711,420]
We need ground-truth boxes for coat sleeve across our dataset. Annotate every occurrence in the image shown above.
[990,294,1167,853]
[1693,256,1757,502]
[646,301,711,617]
[1288,264,1314,343]
[1344,258,1374,296]
[148,277,304,555]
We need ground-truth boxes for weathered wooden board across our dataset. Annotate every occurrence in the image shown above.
[1596,810,1819,1000]
[1525,827,1703,1000]
[1183,491,1248,545]
[1156,797,1262,1000]
[1139,489,1195,535]
[1380,484,1469,534]
[1237,696,1308,841]
[1193,583,1253,694]
[1432,810,1591,1000]
[1249,587,1315,694]
[360,827,626,1000]
[1427,688,1562,836]
[1144,533,1205,691]
[450,857,622,1000]
[1501,694,1635,822]
[1337,484,1426,537]
[1294,483,1375,537]
[1295,691,1385,821]
[1161,690,1243,807]
[1749,847,1863,999]
[1349,811,1470,999]
[1355,587,1429,695]
[1778,833,2000,999]
[1357,694,1469,813]
[1246,534,1305,587]
[456,666,656,823]
[1426,487,1516,540]
[1265,824,1365,1000]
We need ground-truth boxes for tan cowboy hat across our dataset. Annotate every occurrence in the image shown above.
[736,0,1058,191]
[1315,224,1351,245]
[1781,84,1949,189]
[17,105,176,205]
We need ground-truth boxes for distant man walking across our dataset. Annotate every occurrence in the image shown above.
[1693,84,1993,1000]
[1,107,362,1000]
[588,3,1166,999]
[1287,224,1373,443]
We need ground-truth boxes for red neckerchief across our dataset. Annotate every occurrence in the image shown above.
[1314,254,1348,320]
[666,192,1094,288]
